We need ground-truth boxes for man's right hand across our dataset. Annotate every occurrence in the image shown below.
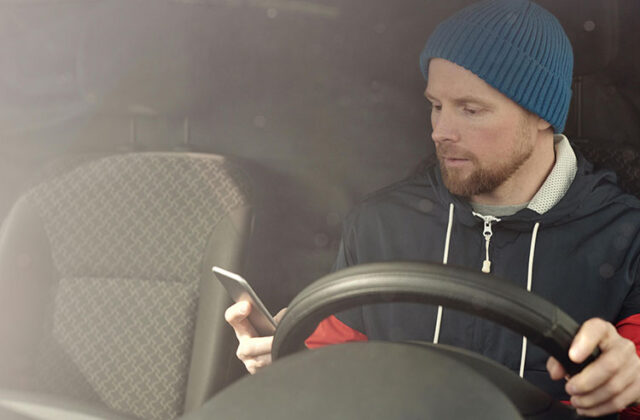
[224,301,287,374]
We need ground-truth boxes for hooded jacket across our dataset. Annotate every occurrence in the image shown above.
[305,143,640,403]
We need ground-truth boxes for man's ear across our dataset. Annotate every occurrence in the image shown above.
[536,116,552,132]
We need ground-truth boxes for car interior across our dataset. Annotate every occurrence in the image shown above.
[0,0,638,419]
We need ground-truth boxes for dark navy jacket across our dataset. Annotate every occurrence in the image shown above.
[333,152,640,400]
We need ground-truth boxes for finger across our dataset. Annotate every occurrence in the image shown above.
[274,307,288,323]
[225,301,250,324]
[568,318,613,364]
[546,356,567,381]
[567,335,635,396]
[244,353,273,375]
[225,301,258,339]
[570,361,636,409]
[236,336,274,362]
[575,379,640,418]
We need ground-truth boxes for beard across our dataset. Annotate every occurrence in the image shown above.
[437,118,534,197]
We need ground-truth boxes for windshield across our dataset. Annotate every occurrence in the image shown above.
[0,1,639,419]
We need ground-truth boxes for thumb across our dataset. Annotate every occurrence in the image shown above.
[274,307,288,324]
[546,356,568,381]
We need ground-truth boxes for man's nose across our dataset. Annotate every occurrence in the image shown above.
[431,110,458,143]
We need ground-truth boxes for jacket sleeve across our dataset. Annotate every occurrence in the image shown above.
[305,315,368,349]
[616,314,640,418]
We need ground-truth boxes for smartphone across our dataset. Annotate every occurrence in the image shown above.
[212,266,277,336]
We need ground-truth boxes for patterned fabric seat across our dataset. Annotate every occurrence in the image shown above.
[573,140,640,198]
[0,152,253,419]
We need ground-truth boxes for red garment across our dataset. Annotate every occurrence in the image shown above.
[305,315,367,348]
[305,313,640,418]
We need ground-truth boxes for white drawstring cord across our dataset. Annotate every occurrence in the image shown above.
[443,203,454,266]
[434,203,455,344]
[519,221,540,378]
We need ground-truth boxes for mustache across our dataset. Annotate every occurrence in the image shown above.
[435,144,476,161]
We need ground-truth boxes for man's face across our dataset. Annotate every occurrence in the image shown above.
[425,58,540,198]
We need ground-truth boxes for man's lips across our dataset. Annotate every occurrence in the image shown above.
[440,156,471,167]
[436,146,474,166]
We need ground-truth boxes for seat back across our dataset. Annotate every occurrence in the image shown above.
[0,152,253,419]
[573,141,640,197]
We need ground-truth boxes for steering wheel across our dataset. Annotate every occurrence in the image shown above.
[195,262,607,420]
[272,262,598,372]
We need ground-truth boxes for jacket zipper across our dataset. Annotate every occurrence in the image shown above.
[472,212,501,273]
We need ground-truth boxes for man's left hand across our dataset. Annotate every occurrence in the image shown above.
[546,318,640,417]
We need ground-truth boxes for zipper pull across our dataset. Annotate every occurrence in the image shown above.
[482,260,492,274]
[472,212,501,274]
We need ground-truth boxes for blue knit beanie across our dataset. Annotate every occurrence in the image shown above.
[419,0,573,134]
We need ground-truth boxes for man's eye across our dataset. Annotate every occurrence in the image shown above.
[431,104,442,111]
[463,107,479,115]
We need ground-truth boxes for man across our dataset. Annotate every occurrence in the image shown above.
[226,0,640,417]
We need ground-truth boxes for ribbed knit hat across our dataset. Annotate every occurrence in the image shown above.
[419,0,573,133]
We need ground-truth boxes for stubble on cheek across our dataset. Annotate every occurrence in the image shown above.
[438,154,482,197]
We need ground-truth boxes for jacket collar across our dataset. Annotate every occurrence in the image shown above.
[527,134,577,214]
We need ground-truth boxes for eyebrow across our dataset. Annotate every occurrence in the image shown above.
[424,91,493,109]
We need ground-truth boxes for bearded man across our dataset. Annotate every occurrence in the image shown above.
[226,0,640,417]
